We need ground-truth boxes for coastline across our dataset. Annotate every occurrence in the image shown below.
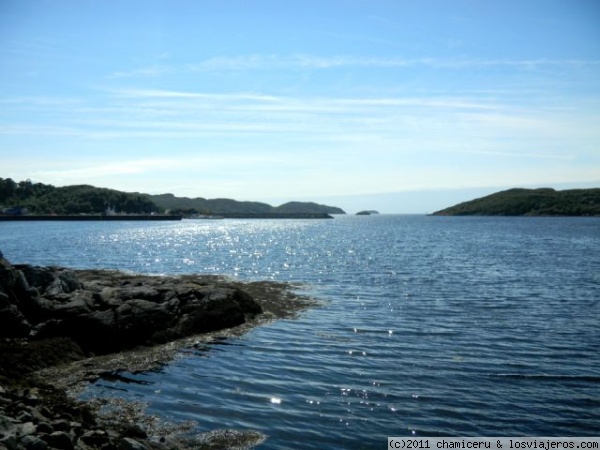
[0,212,335,221]
[0,215,182,221]
[0,259,319,450]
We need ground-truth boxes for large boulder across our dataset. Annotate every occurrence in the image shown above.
[15,265,83,297]
[0,259,32,337]
[0,300,30,337]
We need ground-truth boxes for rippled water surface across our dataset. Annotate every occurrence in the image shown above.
[2,216,599,448]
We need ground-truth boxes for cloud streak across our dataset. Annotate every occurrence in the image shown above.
[108,54,600,78]
[3,87,597,159]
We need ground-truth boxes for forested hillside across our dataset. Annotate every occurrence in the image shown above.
[148,194,345,215]
[149,193,273,215]
[0,178,157,214]
[0,178,346,216]
[433,188,600,216]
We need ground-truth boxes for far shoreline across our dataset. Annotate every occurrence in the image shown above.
[0,214,182,221]
[0,212,335,220]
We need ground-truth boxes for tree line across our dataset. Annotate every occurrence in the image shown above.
[433,188,600,216]
[0,178,159,215]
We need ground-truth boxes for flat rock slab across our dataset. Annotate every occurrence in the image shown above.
[1,259,318,383]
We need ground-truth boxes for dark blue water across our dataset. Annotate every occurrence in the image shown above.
[2,215,599,448]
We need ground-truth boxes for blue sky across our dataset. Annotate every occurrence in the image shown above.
[1,0,599,213]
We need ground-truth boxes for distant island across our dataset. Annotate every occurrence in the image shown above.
[0,178,345,218]
[150,194,345,217]
[432,188,600,216]
[356,210,379,215]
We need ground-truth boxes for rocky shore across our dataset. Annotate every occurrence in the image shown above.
[0,254,317,449]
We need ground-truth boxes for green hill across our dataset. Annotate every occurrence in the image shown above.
[0,179,156,215]
[148,194,345,216]
[273,201,345,215]
[0,178,346,216]
[432,188,600,216]
[148,193,274,215]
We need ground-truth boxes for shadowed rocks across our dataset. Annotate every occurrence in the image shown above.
[0,255,277,450]
[0,259,262,359]
[0,252,317,450]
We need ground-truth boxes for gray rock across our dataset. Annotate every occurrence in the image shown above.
[116,298,176,333]
[41,431,74,450]
[0,433,17,450]
[16,410,34,423]
[50,290,95,317]
[16,266,56,293]
[119,437,148,450]
[78,430,110,447]
[0,414,16,434]
[0,303,31,337]
[1,262,262,356]
[115,286,163,302]
[20,435,49,450]
[35,423,53,435]
[121,424,146,440]
[30,319,65,339]
[50,419,70,432]
[0,291,10,308]
[17,422,36,436]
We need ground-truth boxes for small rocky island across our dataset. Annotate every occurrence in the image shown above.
[355,210,379,216]
[0,253,316,449]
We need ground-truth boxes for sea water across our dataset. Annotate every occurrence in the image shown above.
[1,215,599,449]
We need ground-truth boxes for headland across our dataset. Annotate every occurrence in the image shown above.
[0,254,317,449]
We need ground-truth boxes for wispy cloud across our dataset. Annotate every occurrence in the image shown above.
[30,152,297,184]
[111,54,600,77]
[2,85,598,186]
[0,96,83,107]
[107,65,174,79]
[9,89,505,143]
[111,88,282,103]
[108,87,504,114]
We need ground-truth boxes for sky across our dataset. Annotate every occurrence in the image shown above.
[1,0,599,213]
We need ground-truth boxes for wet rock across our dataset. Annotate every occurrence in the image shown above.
[121,424,147,440]
[42,430,74,450]
[16,266,82,298]
[0,434,18,450]
[0,338,86,379]
[16,410,34,423]
[50,291,96,317]
[21,434,49,449]
[119,437,148,450]
[50,419,71,432]
[0,303,31,338]
[17,421,36,436]
[115,286,163,303]
[0,414,17,445]
[0,254,314,450]
[78,430,110,447]
[0,261,263,358]
[35,423,53,434]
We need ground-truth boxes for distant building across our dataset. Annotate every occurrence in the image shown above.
[2,206,28,216]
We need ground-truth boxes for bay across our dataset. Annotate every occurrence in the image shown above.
[1,215,599,448]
